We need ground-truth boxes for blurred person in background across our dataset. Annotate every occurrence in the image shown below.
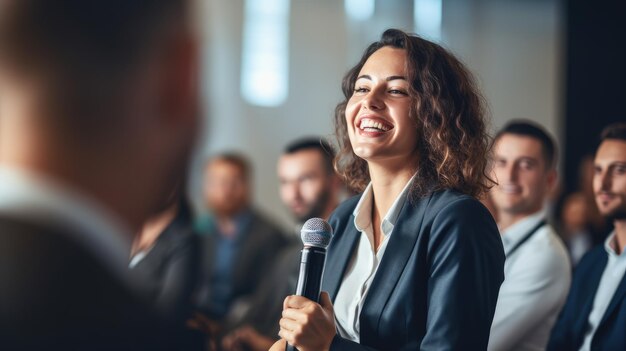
[559,154,609,265]
[0,0,206,349]
[548,122,626,351]
[487,121,571,351]
[195,153,289,329]
[222,137,342,351]
[129,183,200,324]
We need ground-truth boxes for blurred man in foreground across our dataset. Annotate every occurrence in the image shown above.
[0,0,204,349]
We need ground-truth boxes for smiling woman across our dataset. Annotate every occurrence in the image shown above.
[272,29,505,351]
[334,29,492,198]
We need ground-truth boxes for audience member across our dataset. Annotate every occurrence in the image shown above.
[0,0,205,349]
[560,154,609,265]
[129,187,200,324]
[222,137,342,351]
[548,122,626,351]
[488,121,571,351]
[195,153,289,325]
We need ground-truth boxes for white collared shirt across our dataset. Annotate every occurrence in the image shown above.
[0,166,132,282]
[489,211,571,351]
[579,231,626,351]
[334,177,414,342]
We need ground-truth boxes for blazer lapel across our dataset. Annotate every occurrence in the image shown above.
[573,253,608,340]
[359,194,430,339]
[323,218,360,301]
[598,266,626,328]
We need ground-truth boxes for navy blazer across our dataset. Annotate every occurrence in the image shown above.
[547,244,626,351]
[323,189,505,351]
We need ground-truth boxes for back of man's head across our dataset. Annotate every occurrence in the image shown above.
[0,0,198,230]
[0,0,189,139]
[494,120,558,170]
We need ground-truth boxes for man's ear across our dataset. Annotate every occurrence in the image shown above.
[546,168,558,191]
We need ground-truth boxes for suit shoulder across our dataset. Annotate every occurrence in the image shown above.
[329,194,361,226]
[574,244,607,276]
[426,189,492,221]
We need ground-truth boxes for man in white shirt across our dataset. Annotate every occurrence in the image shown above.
[0,1,204,349]
[548,122,626,351]
[489,121,571,351]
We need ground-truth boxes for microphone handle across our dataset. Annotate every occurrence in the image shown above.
[286,247,327,351]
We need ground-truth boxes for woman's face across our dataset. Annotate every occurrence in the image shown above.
[345,46,417,166]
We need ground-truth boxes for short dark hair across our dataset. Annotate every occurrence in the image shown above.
[0,0,188,135]
[494,120,558,170]
[208,153,252,181]
[600,122,626,142]
[284,137,336,174]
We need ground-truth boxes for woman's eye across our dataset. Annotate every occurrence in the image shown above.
[354,87,369,93]
[389,89,408,95]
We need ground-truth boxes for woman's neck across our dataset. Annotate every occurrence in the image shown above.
[368,161,415,230]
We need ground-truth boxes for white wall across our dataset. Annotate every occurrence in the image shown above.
[190,0,564,230]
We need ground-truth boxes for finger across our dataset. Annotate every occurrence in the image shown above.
[278,329,295,346]
[269,339,287,351]
[282,307,311,323]
[279,316,302,333]
[284,295,314,309]
[319,291,333,312]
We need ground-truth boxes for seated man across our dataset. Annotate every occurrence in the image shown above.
[488,121,571,351]
[548,122,626,351]
[195,153,290,324]
[222,137,342,351]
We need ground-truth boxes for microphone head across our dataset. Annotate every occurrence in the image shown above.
[301,218,333,248]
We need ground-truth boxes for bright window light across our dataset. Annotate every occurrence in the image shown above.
[414,0,442,41]
[345,0,375,21]
[241,0,290,107]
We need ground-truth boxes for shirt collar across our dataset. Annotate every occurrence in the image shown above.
[500,211,546,251]
[352,175,415,237]
[604,231,626,258]
[0,166,133,281]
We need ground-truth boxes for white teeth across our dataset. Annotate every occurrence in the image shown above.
[359,118,391,132]
[500,185,521,193]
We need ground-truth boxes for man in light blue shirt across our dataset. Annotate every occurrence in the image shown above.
[489,121,571,351]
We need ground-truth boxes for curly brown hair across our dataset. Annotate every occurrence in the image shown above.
[333,29,493,199]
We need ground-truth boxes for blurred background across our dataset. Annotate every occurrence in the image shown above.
[190,0,624,230]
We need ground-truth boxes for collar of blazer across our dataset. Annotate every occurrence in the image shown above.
[323,191,432,335]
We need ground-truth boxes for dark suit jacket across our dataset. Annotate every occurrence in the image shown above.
[547,244,626,351]
[129,215,200,322]
[323,190,505,351]
[226,240,301,337]
[0,216,205,350]
[196,209,289,320]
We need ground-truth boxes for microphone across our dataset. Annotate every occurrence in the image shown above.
[286,218,333,351]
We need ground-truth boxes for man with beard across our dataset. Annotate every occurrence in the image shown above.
[221,137,342,351]
[278,138,342,226]
[195,153,289,324]
[548,122,626,351]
